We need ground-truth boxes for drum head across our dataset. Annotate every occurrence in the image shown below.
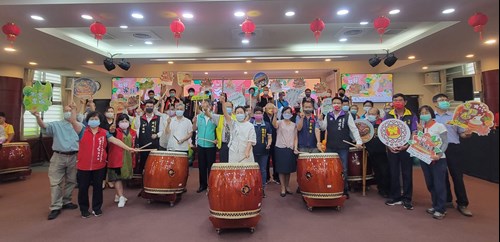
[149,150,188,157]
[298,152,339,159]
[211,162,260,170]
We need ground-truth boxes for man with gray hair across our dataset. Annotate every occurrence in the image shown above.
[163,102,193,153]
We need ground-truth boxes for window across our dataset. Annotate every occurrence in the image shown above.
[22,71,63,138]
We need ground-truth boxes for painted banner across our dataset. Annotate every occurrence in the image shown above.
[377,119,412,148]
[341,73,393,102]
[73,78,98,99]
[285,88,305,107]
[177,72,193,86]
[352,119,375,143]
[111,78,162,100]
[448,101,494,136]
[23,81,53,112]
[320,98,333,115]
[407,131,443,164]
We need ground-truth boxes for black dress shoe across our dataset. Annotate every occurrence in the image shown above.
[48,210,61,220]
[280,192,286,197]
[296,187,301,194]
[62,203,78,210]
[196,187,207,193]
[286,190,293,195]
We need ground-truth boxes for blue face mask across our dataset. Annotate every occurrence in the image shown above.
[175,110,184,117]
[236,113,246,122]
[438,101,450,110]
[226,107,233,115]
[420,114,432,122]
[88,119,100,128]
[367,115,377,122]
[342,106,350,112]
[350,110,358,115]
[283,113,293,120]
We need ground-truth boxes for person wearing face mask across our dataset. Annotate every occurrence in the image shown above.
[263,103,280,184]
[296,101,322,153]
[0,112,14,143]
[69,111,137,218]
[215,93,227,115]
[382,102,393,118]
[383,93,418,210]
[164,88,181,110]
[433,93,473,217]
[364,107,390,198]
[107,114,137,208]
[133,100,166,181]
[361,100,374,119]
[163,103,193,153]
[212,96,235,163]
[341,99,351,113]
[272,107,299,197]
[416,105,449,220]
[30,105,81,220]
[350,105,360,120]
[319,97,363,199]
[250,106,273,198]
[101,107,116,189]
[78,98,95,124]
[301,89,318,110]
[146,90,159,105]
[276,91,289,109]
[258,86,273,108]
[337,88,350,103]
[245,87,258,111]
[182,88,197,120]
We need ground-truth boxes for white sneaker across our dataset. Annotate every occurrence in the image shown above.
[118,196,127,208]
[114,195,120,203]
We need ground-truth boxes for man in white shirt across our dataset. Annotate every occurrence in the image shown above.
[164,103,193,153]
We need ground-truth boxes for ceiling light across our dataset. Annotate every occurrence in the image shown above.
[295,71,299,74]
[242,39,250,44]
[466,54,474,58]
[168,61,174,64]
[129,45,134,47]
[29,62,37,65]
[145,41,153,45]
[389,9,400,15]
[422,66,429,70]
[246,60,252,63]
[408,56,416,60]
[360,21,369,25]
[442,8,455,14]
[30,15,44,21]
[75,72,82,75]
[384,53,398,67]
[131,13,144,19]
[4,47,16,52]
[204,72,209,75]
[86,60,94,64]
[81,14,93,20]
[285,11,295,17]
[118,59,131,71]
[234,11,245,17]
[369,55,381,67]
[339,38,348,42]
[103,58,115,71]
[484,39,497,45]
[244,71,248,74]
[120,25,128,29]
[325,59,332,62]
[337,9,349,15]
[182,13,194,19]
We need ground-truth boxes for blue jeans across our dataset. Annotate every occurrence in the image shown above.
[421,158,448,213]
[254,154,268,188]
[326,148,349,192]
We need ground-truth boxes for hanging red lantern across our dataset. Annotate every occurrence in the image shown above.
[2,22,21,45]
[468,12,489,40]
[373,16,391,43]
[170,18,185,47]
[89,21,107,46]
[241,18,256,38]
[310,18,325,43]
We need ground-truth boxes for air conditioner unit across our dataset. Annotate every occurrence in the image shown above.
[424,72,440,85]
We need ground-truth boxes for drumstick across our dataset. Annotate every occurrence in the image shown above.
[139,142,152,149]
[342,140,357,147]
[198,137,217,144]
[136,149,157,152]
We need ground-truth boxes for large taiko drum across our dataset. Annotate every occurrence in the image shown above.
[347,147,374,182]
[208,163,262,233]
[0,142,32,180]
[297,153,344,200]
[142,151,189,204]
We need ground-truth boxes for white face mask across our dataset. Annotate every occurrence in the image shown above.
[105,112,114,119]
[63,112,72,120]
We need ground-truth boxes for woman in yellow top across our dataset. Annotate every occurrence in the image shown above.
[0,112,14,143]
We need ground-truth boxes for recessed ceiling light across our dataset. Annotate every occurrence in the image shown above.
[75,72,82,75]
[244,71,248,74]
[86,60,94,64]
[325,59,332,62]
[389,9,400,15]
[129,45,134,47]
[339,38,348,42]
[30,15,44,21]
[145,41,153,45]
[484,39,497,45]
[246,60,252,63]
[422,66,429,70]
[120,25,128,29]
[466,54,474,58]
[4,47,16,52]
[408,56,416,60]
[242,39,250,44]
[337,9,349,15]
[234,11,245,17]
[168,61,174,64]
[131,13,144,19]
[285,11,295,17]
[360,21,369,25]
[81,14,93,20]
[182,13,194,19]
[442,8,455,14]
[295,70,299,74]
[29,62,37,65]
[204,72,209,75]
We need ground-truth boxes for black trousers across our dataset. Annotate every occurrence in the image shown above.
[445,144,469,206]
[266,145,280,182]
[369,151,391,194]
[387,151,413,202]
[77,168,106,213]
[219,142,229,163]
[198,146,216,188]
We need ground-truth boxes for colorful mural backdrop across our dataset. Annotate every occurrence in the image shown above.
[341,74,393,103]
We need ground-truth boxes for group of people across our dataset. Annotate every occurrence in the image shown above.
[5,85,473,222]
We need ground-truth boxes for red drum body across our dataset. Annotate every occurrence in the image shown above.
[347,148,374,182]
[0,142,32,180]
[297,153,346,211]
[208,163,262,233]
[141,151,188,206]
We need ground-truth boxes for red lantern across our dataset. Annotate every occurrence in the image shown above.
[468,12,488,40]
[2,22,21,44]
[310,18,325,43]
[241,18,256,38]
[89,21,106,46]
[373,16,391,43]
[170,18,185,47]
